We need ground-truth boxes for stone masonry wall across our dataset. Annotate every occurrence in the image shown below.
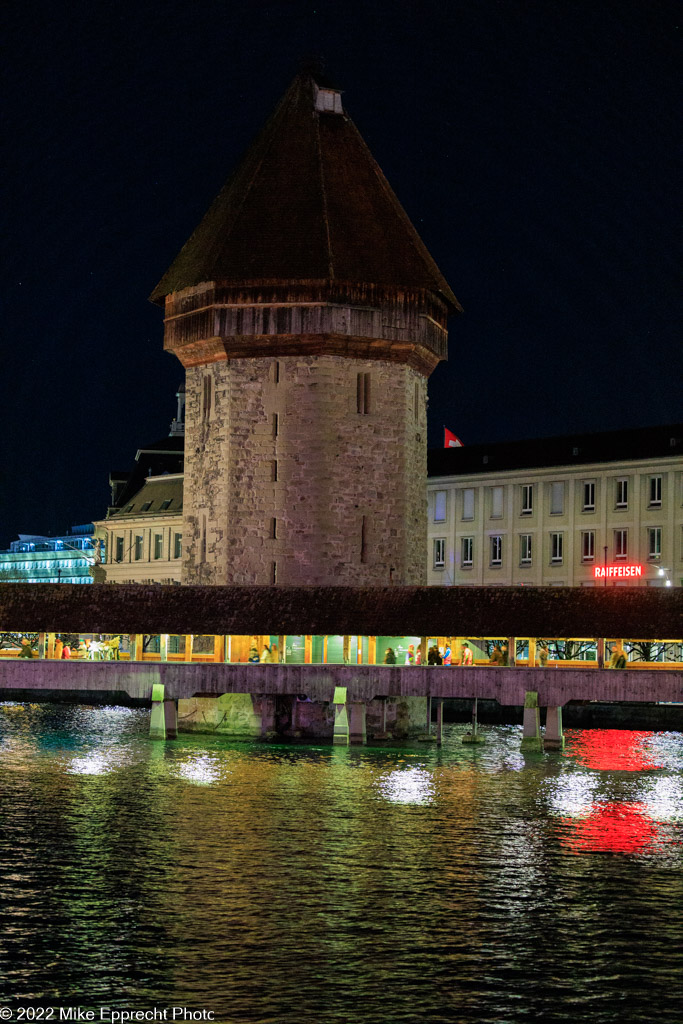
[182,354,428,586]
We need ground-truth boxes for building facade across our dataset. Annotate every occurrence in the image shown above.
[150,70,460,587]
[427,425,683,588]
[0,525,99,584]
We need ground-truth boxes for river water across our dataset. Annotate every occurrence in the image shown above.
[1,703,682,1024]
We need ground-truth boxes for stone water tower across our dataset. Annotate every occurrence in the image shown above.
[150,70,460,586]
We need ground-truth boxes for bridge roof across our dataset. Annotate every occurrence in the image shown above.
[0,584,680,639]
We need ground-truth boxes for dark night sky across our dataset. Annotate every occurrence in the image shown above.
[2,0,680,548]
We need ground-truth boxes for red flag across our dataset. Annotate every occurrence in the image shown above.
[444,427,463,448]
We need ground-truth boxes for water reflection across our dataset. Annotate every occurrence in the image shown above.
[1,707,683,1022]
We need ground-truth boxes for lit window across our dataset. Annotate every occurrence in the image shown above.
[520,534,532,565]
[434,491,447,523]
[521,485,533,516]
[583,481,595,512]
[490,535,502,566]
[550,482,564,515]
[433,538,446,569]
[649,476,662,507]
[461,537,473,567]
[648,527,661,560]
[581,531,595,562]
[615,478,628,509]
[550,532,563,564]
[614,529,628,560]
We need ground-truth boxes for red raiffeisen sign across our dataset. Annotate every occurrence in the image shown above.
[594,565,643,579]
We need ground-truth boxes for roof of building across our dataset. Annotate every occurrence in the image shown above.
[109,436,184,513]
[150,71,460,312]
[428,423,683,478]
[107,475,183,521]
[0,583,680,638]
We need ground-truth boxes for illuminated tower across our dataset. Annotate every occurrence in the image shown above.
[150,70,460,585]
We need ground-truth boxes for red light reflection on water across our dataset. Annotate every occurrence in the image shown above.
[562,802,660,854]
[567,729,662,772]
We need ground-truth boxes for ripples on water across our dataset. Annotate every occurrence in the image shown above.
[1,703,682,1023]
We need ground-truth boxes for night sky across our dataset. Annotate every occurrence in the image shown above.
[3,0,680,548]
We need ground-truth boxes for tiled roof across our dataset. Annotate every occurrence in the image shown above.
[150,72,460,312]
[0,583,679,639]
[429,423,683,478]
[108,476,183,520]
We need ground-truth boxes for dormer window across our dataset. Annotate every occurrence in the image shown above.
[314,84,343,114]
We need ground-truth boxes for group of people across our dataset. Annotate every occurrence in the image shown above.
[384,642,475,666]
[248,642,280,663]
[52,636,121,660]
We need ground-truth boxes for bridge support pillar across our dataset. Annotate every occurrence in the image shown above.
[435,699,444,746]
[260,695,277,738]
[520,691,542,752]
[333,686,349,745]
[159,634,169,662]
[463,696,485,744]
[544,706,565,751]
[349,702,367,745]
[150,683,166,740]
[164,699,178,739]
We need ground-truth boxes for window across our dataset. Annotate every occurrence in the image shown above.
[270,360,280,384]
[614,529,628,560]
[490,535,502,566]
[491,486,504,519]
[434,491,447,523]
[414,380,420,422]
[649,476,662,507]
[520,534,532,565]
[462,488,475,521]
[115,537,124,563]
[521,484,533,516]
[581,530,595,562]
[461,537,473,567]
[140,501,152,512]
[648,527,661,560]
[270,517,277,540]
[272,413,279,439]
[173,533,182,559]
[271,561,278,584]
[360,516,367,563]
[271,460,278,483]
[153,534,163,560]
[134,535,143,561]
[550,481,564,515]
[616,478,628,509]
[433,538,446,569]
[357,372,371,414]
[202,374,212,423]
[550,532,563,564]
[160,498,172,511]
[583,481,595,512]
[200,516,207,562]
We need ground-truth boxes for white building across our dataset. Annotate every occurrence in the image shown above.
[0,525,99,584]
[427,424,683,588]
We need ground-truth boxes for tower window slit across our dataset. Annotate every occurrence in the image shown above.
[271,460,278,483]
[357,372,371,414]
[360,516,368,563]
[270,517,277,540]
[272,413,279,438]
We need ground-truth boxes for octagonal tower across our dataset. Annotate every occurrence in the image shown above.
[151,71,461,586]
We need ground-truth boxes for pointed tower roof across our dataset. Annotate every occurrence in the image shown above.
[150,72,460,312]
